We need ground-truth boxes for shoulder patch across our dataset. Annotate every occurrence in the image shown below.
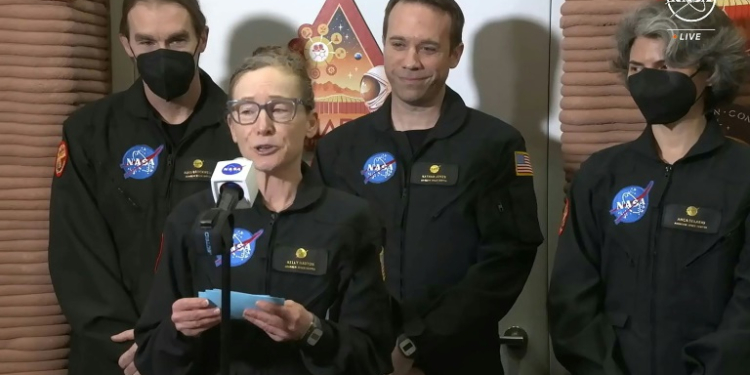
[55,141,68,177]
[514,151,533,176]
[558,198,570,236]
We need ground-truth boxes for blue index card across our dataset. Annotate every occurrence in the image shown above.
[198,289,285,319]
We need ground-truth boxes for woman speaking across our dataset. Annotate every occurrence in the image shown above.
[549,2,750,375]
[133,46,393,375]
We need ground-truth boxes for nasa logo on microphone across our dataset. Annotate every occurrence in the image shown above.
[120,144,164,180]
[222,163,243,175]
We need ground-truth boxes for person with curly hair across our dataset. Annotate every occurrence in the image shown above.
[549,2,750,374]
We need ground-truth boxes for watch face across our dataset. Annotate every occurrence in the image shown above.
[307,328,323,345]
[399,338,416,357]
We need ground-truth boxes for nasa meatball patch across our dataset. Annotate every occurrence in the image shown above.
[361,152,397,184]
[610,181,654,224]
[54,141,68,177]
[215,228,264,268]
[120,144,164,180]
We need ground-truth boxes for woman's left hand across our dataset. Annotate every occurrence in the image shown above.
[243,300,314,342]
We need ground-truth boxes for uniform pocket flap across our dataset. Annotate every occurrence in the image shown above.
[606,311,629,328]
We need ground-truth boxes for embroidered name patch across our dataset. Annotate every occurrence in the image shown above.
[410,162,458,185]
[272,246,327,276]
[662,204,721,234]
[175,158,216,181]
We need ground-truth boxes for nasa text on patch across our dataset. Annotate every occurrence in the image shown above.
[361,152,397,184]
[175,157,217,181]
[514,151,534,177]
[272,246,327,276]
[120,144,164,180]
[610,181,654,225]
[215,228,263,267]
[410,162,458,186]
[662,204,721,234]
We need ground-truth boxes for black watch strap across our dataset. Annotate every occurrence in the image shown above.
[397,334,417,358]
[302,315,324,347]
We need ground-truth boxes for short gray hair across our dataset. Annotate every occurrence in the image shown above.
[612,1,749,109]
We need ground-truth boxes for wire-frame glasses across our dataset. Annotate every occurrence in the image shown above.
[226,98,303,125]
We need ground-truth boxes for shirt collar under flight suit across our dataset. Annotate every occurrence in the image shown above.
[629,114,728,162]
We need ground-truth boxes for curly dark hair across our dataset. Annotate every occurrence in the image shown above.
[612,1,750,109]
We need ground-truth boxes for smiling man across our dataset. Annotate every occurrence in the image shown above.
[308,1,544,374]
[47,1,239,374]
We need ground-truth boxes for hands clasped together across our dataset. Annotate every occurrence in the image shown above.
[171,297,314,341]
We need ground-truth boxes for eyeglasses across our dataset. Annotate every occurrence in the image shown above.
[226,98,304,125]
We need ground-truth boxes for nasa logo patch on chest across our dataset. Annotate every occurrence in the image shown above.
[610,181,654,224]
[215,228,264,267]
[361,152,397,184]
[120,144,164,180]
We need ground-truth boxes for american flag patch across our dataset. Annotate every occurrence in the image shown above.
[514,151,533,176]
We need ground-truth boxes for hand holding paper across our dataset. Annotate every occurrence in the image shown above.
[198,289,285,320]
[242,299,314,342]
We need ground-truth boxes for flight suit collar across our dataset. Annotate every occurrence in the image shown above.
[254,162,324,213]
[630,114,727,162]
[371,85,469,139]
[123,68,226,129]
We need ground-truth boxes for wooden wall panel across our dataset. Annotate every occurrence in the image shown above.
[560,0,750,184]
[0,1,110,374]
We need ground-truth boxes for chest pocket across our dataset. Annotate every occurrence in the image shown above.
[96,158,147,231]
[659,204,736,267]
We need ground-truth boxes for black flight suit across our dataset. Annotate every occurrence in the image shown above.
[549,117,750,375]
[133,171,394,375]
[309,87,545,375]
[48,70,240,375]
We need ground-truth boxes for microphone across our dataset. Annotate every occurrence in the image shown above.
[210,158,259,210]
[199,157,259,375]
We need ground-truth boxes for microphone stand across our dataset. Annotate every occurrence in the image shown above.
[198,190,240,375]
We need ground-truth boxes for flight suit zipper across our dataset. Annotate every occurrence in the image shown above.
[264,212,279,294]
[650,163,673,375]
[116,186,141,210]
[164,154,175,212]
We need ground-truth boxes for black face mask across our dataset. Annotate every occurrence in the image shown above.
[627,68,702,125]
[136,49,196,101]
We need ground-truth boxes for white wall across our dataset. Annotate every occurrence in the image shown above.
[109,0,567,373]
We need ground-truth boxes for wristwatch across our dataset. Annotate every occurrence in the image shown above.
[302,314,324,347]
[397,334,417,358]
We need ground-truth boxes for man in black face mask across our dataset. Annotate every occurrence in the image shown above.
[47,1,240,375]
[549,2,750,375]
